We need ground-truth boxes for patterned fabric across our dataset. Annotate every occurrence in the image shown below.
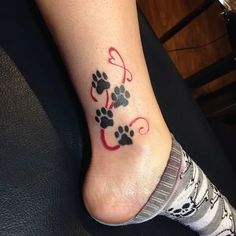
[93,137,236,235]
[162,144,236,235]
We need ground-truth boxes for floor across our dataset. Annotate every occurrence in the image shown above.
[137,0,236,126]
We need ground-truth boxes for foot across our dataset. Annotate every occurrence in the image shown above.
[83,115,172,224]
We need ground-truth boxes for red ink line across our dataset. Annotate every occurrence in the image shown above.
[90,87,98,102]
[129,117,149,135]
[100,129,120,151]
[108,47,133,84]
[109,102,114,110]
[105,90,109,108]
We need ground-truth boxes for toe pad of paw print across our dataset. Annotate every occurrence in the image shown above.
[111,85,130,108]
[95,107,114,129]
[92,70,110,95]
[115,125,134,145]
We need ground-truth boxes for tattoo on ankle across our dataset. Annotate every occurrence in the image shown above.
[90,47,149,151]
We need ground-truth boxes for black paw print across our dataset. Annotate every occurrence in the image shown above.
[95,107,114,129]
[92,70,110,94]
[114,125,134,145]
[111,85,130,108]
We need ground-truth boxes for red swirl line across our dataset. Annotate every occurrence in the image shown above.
[100,129,120,151]
[90,86,98,102]
[108,47,133,84]
[129,117,149,135]
[109,102,114,110]
[105,90,109,108]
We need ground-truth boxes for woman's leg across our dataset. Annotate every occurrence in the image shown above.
[36,1,236,235]
[36,0,172,224]
[0,1,196,234]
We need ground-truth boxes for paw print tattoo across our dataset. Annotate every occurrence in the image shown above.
[114,125,134,146]
[91,47,150,151]
[111,85,130,108]
[95,107,114,129]
[92,70,110,94]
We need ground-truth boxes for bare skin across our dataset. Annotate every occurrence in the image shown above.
[36,0,172,224]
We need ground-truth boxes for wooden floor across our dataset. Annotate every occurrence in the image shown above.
[137,0,236,97]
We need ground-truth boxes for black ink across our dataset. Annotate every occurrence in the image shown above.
[210,184,221,209]
[114,125,134,145]
[95,107,114,129]
[111,85,130,108]
[92,70,110,94]
[167,182,209,218]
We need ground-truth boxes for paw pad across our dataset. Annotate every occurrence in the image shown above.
[114,125,134,145]
[95,107,113,129]
[92,70,110,94]
[111,85,130,108]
